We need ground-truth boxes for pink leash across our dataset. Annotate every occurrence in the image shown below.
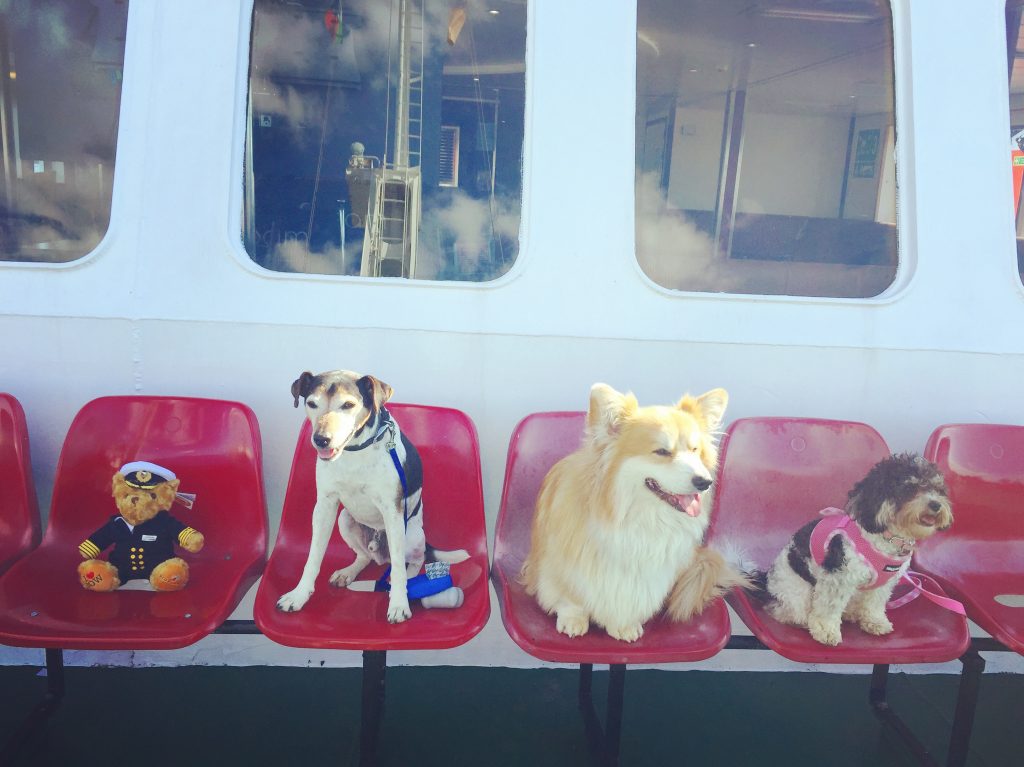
[888,571,966,615]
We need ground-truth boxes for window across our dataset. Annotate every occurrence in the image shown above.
[243,0,526,281]
[635,0,898,298]
[1007,2,1024,285]
[0,0,128,264]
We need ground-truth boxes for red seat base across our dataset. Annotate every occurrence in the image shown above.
[493,562,730,665]
[728,587,970,665]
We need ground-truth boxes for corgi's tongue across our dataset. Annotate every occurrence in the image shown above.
[645,479,701,517]
[673,493,701,517]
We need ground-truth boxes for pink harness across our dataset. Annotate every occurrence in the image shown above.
[809,508,965,615]
[810,508,908,589]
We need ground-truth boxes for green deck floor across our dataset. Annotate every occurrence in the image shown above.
[1,664,1021,766]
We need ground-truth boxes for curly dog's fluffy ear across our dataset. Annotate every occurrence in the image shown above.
[846,452,943,534]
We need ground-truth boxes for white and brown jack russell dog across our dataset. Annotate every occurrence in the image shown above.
[276,370,468,623]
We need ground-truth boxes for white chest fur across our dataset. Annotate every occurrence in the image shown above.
[315,441,405,528]
[576,490,708,628]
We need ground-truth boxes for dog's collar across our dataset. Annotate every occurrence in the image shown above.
[344,408,396,452]
[882,532,915,557]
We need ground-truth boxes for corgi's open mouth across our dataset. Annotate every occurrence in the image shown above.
[645,478,701,517]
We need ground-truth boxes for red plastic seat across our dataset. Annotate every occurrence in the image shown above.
[0,394,41,576]
[706,417,969,664]
[253,404,489,650]
[492,412,731,665]
[0,396,267,650]
[917,424,1024,654]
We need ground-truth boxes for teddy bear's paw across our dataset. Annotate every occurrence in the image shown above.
[150,558,190,591]
[78,560,120,592]
[277,587,313,612]
[180,530,204,554]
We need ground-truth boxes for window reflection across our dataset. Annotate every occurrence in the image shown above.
[244,0,526,281]
[1007,1,1024,284]
[636,0,898,298]
[0,0,127,263]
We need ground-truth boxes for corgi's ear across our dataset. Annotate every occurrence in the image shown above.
[690,388,728,432]
[587,383,637,438]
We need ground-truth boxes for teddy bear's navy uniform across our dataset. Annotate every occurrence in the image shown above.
[79,511,200,580]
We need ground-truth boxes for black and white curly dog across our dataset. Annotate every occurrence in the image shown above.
[757,453,953,646]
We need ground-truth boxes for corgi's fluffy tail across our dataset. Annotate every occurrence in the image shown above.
[426,544,470,564]
[666,546,754,622]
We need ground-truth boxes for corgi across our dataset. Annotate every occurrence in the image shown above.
[521,383,746,642]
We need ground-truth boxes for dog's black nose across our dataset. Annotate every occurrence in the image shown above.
[313,434,332,449]
[692,476,712,492]
[928,500,942,512]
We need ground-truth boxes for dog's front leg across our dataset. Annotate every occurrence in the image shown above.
[277,497,338,612]
[851,583,895,636]
[807,575,848,646]
[330,512,372,587]
[382,507,412,624]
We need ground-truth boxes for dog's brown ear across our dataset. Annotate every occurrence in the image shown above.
[291,372,316,408]
[689,388,728,432]
[357,375,394,412]
[587,383,636,439]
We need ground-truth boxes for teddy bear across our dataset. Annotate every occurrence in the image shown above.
[77,461,204,592]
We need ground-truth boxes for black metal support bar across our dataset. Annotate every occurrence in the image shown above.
[359,650,387,767]
[869,663,939,767]
[724,635,768,651]
[579,662,593,706]
[946,650,986,767]
[213,619,262,635]
[578,663,604,765]
[0,648,66,764]
[604,664,626,766]
[576,663,627,767]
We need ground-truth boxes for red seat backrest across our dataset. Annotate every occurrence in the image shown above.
[494,412,585,570]
[925,424,1024,543]
[0,393,41,574]
[707,417,890,570]
[45,396,266,565]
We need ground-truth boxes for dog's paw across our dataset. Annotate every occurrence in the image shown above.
[556,612,590,638]
[387,595,412,624]
[276,587,313,612]
[607,623,644,643]
[808,617,842,646]
[329,567,359,588]
[859,617,894,636]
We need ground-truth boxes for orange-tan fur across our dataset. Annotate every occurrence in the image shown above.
[521,383,745,642]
